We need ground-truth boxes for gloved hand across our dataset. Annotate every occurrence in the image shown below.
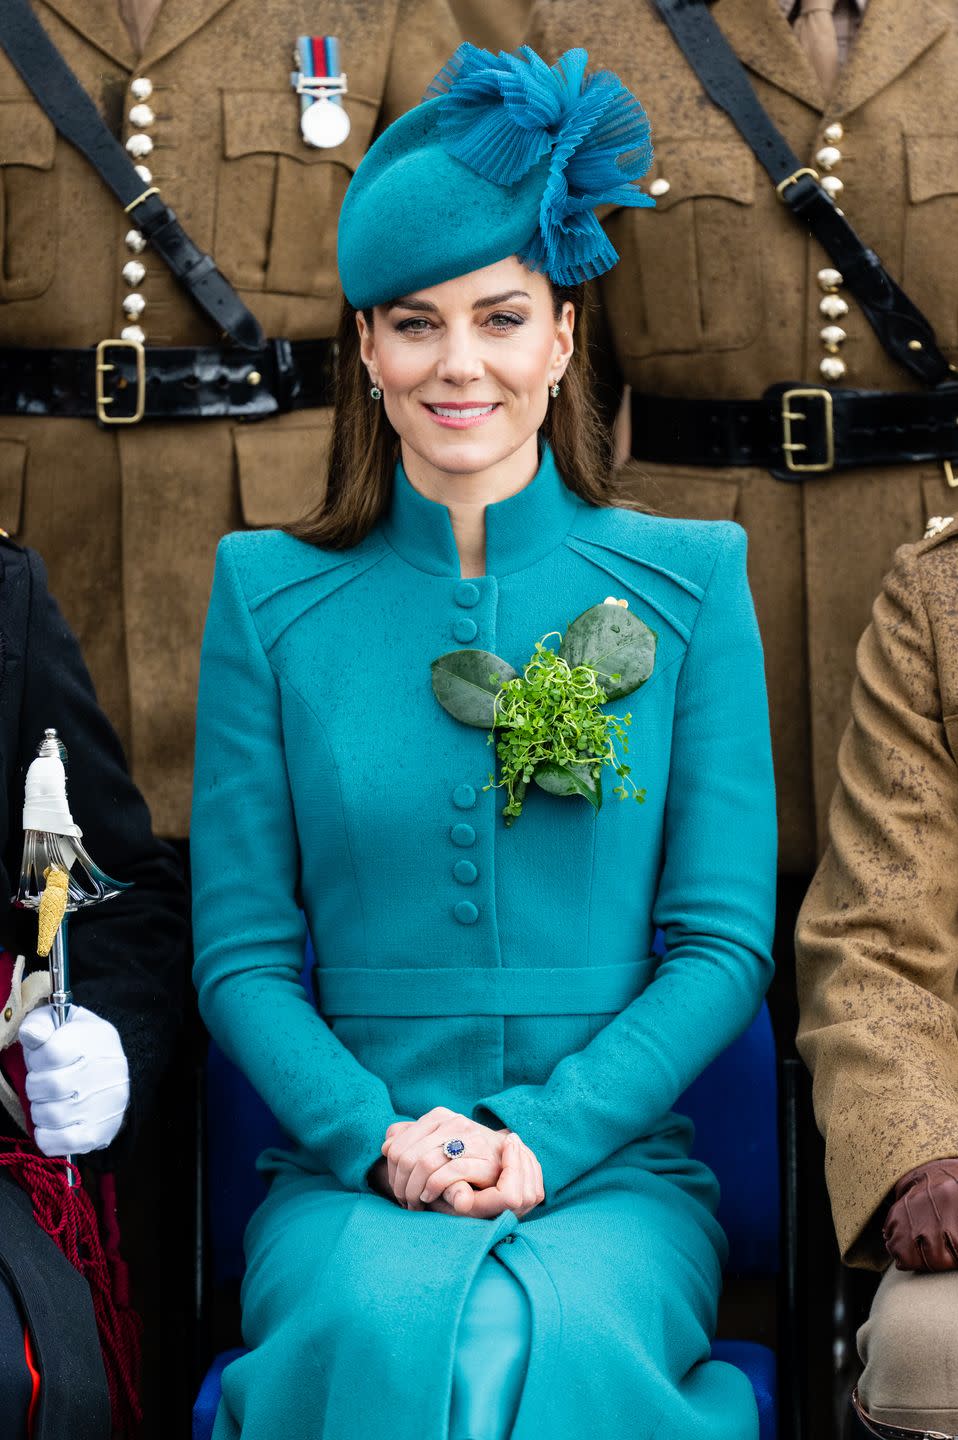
[19,1005,130,1156]
[883,1158,958,1271]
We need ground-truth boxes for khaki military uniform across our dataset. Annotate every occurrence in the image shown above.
[0,0,459,836]
[448,0,533,53]
[796,521,958,1432]
[528,0,958,874]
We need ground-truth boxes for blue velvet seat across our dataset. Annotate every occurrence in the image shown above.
[194,970,780,1440]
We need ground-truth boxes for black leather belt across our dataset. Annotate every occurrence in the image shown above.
[0,338,337,425]
[852,1387,953,1440]
[630,385,958,481]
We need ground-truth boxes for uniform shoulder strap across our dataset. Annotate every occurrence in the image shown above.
[0,0,264,351]
[651,0,953,389]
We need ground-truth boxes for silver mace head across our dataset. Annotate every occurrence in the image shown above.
[15,728,129,918]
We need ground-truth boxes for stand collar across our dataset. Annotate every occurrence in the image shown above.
[381,444,583,578]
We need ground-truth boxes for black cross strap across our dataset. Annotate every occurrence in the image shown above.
[651,0,953,389]
[0,0,264,351]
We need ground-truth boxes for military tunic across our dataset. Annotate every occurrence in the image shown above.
[527,0,958,872]
[0,0,458,836]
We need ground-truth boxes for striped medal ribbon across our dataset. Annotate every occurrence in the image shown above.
[291,35,350,148]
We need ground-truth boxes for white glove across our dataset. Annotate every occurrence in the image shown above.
[20,1005,130,1156]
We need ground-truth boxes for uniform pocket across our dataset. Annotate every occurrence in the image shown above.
[904,134,958,347]
[215,89,379,297]
[613,459,741,522]
[601,138,760,360]
[0,100,57,301]
[234,417,331,528]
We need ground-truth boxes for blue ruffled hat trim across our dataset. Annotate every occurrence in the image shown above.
[425,44,654,287]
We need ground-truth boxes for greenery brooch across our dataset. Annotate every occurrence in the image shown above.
[431,598,657,825]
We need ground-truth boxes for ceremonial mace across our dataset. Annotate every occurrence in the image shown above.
[15,729,129,1181]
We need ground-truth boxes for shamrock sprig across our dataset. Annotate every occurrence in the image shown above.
[431,601,657,826]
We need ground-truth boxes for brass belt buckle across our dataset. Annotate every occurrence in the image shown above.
[95,339,146,425]
[780,387,835,474]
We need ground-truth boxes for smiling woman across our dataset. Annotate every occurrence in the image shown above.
[191,40,777,1440]
[290,259,613,555]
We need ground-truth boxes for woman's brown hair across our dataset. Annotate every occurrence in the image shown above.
[289,280,629,551]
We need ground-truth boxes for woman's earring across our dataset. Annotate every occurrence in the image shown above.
[550,382,561,399]
[370,385,382,400]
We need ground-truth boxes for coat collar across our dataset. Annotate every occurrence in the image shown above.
[381,443,584,579]
[39,0,235,71]
[710,0,951,119]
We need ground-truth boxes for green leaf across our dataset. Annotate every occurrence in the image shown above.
[533,761,602,812]
[431,650,517,728]
[559,605,657,701]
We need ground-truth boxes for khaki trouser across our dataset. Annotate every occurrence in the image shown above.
[858,1264,958,1434]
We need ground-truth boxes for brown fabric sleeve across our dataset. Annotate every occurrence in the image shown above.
[796,541,958,1269]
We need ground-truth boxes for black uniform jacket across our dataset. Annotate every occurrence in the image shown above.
[0,540,187,1149]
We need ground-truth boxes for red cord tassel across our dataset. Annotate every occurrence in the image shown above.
[0,1143,142,1435]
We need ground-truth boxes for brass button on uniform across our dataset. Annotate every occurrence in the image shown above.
[820,325,847,348]
[649,177,670,197]
[815,145,842,171]
[450,823,476,847]
[821,175,843,199]
[130,77,154,100]
[129,103,156,128]
[820,294,849,320]
[122,260,146,287]
[820,355,847,381]
[133,164,153,185]
[823,121,844,144]
[126,133,154,160]
[818,267,843,292]
[3,1008,12,1023]
[120,324,146,344]
[124,228,147,254]
[246,370,262,386]
[452,618,478,643]
[454,581,480,608]
[123,293,146,319]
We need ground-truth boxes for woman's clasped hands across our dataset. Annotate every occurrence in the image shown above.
[372,1107,544,1218]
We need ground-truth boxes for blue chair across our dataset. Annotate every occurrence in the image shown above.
[194,976,781,1440]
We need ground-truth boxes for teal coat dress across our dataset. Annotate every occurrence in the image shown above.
[191,445,777,1440]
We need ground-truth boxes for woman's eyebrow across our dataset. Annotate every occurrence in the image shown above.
[386,289,532,314]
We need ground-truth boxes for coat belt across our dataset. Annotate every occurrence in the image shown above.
[313,960,657,1017]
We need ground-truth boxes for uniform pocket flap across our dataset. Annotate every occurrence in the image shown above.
[222,90,379,172]
[235,420,331,528]
[647,139,755,210]
[906,135,958,203]
[0,100,55,170]
[0,438,26,535]
[614,461,741,522]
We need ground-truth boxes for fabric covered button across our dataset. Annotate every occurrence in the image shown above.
[453,785,476,809]
[450,823,476,847]
[452,618,478,643]
[454,581,480,608]
[454,901,479,925]
[453,860,478,884]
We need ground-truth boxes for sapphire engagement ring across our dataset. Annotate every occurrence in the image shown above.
[441,1138,466,1160]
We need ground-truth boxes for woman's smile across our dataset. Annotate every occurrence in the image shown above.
[422,400,502,428]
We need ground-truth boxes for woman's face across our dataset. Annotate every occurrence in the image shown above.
[357,257,574,489]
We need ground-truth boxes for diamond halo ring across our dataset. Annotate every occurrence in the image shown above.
[441,1138,466,1160]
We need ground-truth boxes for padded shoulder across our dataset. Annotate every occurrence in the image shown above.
[219,528,389,652]
[564,504,744,645]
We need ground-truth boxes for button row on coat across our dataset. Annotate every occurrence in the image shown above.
[120,77,156,345]
[815,122,849,383]
[450,785,479,921]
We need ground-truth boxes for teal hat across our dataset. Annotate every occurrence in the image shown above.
[338,45,654,311]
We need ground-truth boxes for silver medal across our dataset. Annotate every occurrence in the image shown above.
[301,98,351,149]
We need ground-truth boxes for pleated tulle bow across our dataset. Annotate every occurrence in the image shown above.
[426,44,654,286]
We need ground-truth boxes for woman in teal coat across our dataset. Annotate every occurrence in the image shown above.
[191,44,777,1440]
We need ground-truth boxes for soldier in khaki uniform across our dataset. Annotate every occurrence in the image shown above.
[0,0,458,838]
[797,517,958,1436]
[526,0,958,878]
